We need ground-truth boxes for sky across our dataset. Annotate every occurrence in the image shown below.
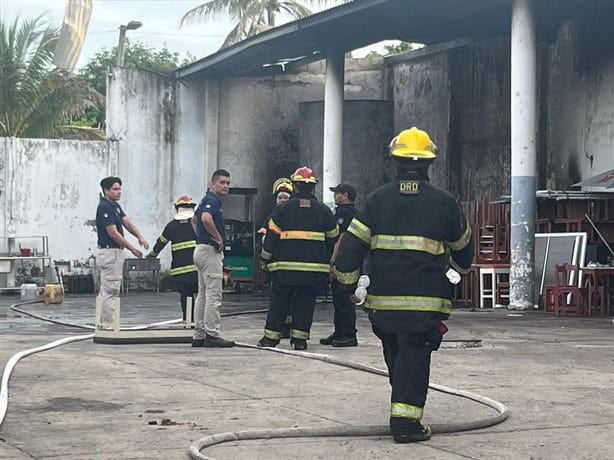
[1,0,397,71]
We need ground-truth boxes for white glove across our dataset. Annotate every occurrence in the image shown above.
[446,268,461,285]
[354,275,370,305]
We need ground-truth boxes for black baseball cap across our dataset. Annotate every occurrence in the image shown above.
[329,182,356,201]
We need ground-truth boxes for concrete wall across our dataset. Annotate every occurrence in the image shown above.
[104,60,386,263]
[106,68,209,270]
[214,57,386,223]
[298,100,394,207]
[0,137,118,264]
[546,20,614,189]
[391,50,453,193]
[449,39,513,201]
[387,19,614,201]
[388,40,515,201]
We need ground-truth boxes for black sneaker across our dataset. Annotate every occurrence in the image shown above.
[191,339,205,347]
[332,337,358,347]
[319,333,336,345]
[257,336,280,348]
[291,338,308,350]
[390,417,432,443]
[204,335,235,348]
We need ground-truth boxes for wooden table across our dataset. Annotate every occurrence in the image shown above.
[582,267,614,316]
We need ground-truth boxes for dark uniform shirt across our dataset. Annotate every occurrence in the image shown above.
[96,196,126,248]
[335,203,356,233]
[194,191,225,248]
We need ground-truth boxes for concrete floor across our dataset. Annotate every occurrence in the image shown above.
[0,292,613,459]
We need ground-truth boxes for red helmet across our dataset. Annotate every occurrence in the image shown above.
[175,194,196,207]
[290,166,318,184]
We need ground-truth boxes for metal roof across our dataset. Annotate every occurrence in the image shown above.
[176,0,613,80]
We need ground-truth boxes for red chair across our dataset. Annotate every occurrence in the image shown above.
[553,264,588,316]
[543,285,556,312]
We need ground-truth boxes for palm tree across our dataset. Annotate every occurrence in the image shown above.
[0,15,103,138]
[181,0,351,49]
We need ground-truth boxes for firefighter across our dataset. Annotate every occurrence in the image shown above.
[258,178,295,338]
[257,167,339,350]
[335,127,474,443]
[257,178,294,237]
[148,195,198,321]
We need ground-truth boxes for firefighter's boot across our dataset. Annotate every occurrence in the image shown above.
[257,336,280,348]
[390,417,432,443]
[290,338,308,350]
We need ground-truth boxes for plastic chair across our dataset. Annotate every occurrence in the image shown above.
[553,264,588,316]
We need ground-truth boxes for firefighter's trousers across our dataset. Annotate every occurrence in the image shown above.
[331,279,357,339]
[368,310,442,421]
[176,275,198,322]
[265,281,319,340]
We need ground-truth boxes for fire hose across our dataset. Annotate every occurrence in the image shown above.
[2,300,509,459]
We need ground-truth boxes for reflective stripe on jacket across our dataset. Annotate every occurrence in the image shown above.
[335,178,473,317]
[150,219,197,278]
[261,192,338,286]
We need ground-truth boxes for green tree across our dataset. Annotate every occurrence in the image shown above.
[181,0,351,49]
[0,15,103,137]
[384,41,415,56]
[78,42,192,127]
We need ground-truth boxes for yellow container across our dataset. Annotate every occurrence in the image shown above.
[43,284,63,304]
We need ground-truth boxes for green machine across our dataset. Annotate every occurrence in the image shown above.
[223,187,257,284]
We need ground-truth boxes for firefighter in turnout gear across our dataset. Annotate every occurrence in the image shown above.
[257,178,294,238]
[258,178,295,338]
[148,194,198,321]
[257,167,339,350]
[335,127,474,443]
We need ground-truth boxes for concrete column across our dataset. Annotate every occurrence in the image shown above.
[322,50,344,209]
[203,79,220,187]
[0,138,8,243]
[510,0,537,310]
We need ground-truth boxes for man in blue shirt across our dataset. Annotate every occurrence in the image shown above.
[95,176,149,327]
[191,169,234,348]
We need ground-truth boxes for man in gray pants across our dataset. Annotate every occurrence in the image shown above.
[191,169,235,348]
[95,176,149,327]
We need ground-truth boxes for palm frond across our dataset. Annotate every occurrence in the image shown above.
[181,0,252,26]
[20,71,103,138]
[1,15,102,138]
[180,0,352,50]
[278,1,313,19]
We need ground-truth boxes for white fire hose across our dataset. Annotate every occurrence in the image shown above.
[1,300,509,460]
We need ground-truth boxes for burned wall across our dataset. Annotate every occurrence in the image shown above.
[391,51,452,193]
[449,39,512,201]
[298,100,394,208]
[217,58,386,224]
[546,20,614,189]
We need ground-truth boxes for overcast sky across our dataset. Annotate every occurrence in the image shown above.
[2,0,394,70]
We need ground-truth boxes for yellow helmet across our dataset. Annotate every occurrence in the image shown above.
[389,127,437,160]
[272,177,294,195]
